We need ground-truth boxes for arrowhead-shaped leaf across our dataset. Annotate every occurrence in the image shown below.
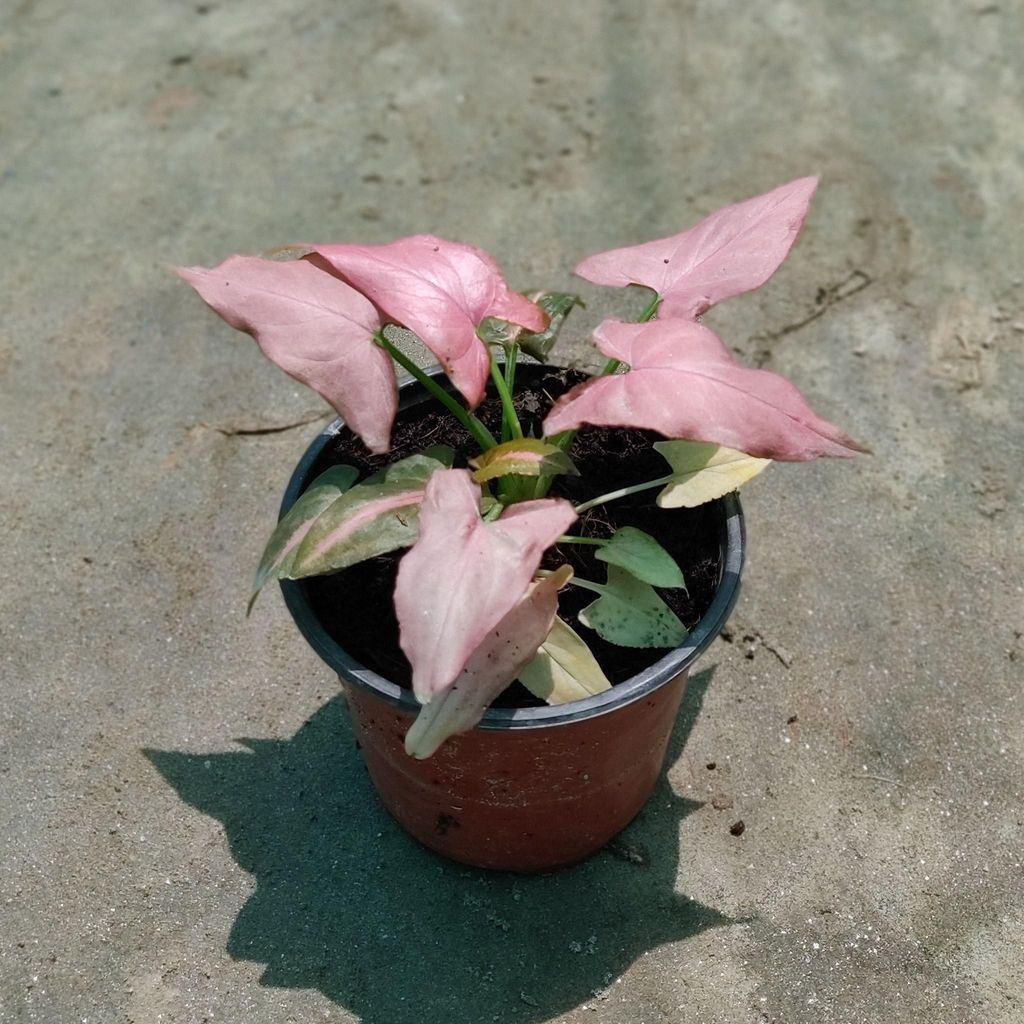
[290,449,454,578]
[404,567,572,759]
[312,236,547,408]
[177,255,397,453]
[574,177,818,319]
[518,615,612,705]
[577,565,688,649]
[595,527,685,589]
[249,464,359,614]
[394,469,577,702]
[543,318,866,461]
[653,440,771,507]
[470,438,578,483]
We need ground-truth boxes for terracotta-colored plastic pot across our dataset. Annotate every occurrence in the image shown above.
[280,366,745,872]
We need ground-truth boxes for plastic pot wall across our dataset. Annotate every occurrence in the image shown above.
[281,365,745,872]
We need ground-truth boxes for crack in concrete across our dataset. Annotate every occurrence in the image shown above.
[750,269,873,366]
[201,410,331,437]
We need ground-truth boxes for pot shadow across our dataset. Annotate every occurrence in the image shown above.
[145,668,732,1023]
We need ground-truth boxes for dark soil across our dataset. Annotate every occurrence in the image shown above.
[300,365,724,708]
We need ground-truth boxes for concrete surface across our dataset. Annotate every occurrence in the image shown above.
[1,1,1022,1022]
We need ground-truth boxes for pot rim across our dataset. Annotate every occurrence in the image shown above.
[279,365,745,730]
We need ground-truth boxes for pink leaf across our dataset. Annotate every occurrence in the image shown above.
[178,255,397,453]
[404,566,572,759]
[543,319,867,460]
[574,177,818,318]
[313,235,547,407]
[394,469,576,702]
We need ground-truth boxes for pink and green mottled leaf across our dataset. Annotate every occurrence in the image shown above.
[574,177,818,319]
[470,438,578,483]
[517,614,612,706]
[404,566,572,759]
[394,469,577,702]
[543,319,866,461]
[312,236,547,408]
[653,440,771,507]
[289,449,454,579]
[177,255,397,453]
[248,465,359,615]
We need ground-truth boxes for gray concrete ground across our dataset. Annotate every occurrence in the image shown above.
[2,1,1022,1021]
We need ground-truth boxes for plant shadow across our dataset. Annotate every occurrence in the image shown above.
[145,668,731,1023]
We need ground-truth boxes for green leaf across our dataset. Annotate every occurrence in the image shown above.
[363,445,454,486]
[595,526,685,588]
[290,450,452,578]
[249,465,359,614]
[470,438,578,483]
[576,566,688,648]
[378,446,454,484]
[518,616,612,704]
[476,317,522,347]
[518,292,584,361]
[653,440,770,508]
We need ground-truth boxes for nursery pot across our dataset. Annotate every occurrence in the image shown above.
[280,365,745,873]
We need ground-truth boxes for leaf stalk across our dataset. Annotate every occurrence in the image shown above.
[374,334,498,451]
[573,474,674,515]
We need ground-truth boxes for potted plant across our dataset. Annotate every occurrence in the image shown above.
[178,176,864,871]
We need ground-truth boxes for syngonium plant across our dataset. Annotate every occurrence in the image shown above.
[179,177,865,758]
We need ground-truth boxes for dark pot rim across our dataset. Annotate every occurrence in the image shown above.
[279,365,745,730]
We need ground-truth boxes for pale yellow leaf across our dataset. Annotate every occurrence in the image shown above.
[518,616,612,705]
[653,440,770,508]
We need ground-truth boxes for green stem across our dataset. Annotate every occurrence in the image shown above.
[574,473,674,515]
[554,292,663,455]
[374,334,498,451]
[557,534,606,546]
[504,343,519,398]
[489,349,523,441]
[499,346,514,444]
[564,576,605,595]
[537,569,605,595]
[638,291,662,322]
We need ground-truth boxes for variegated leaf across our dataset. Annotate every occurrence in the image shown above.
[248,465,359,614]
[653,440,771,507]
[470,438,578,483]
[289,450,454,578]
